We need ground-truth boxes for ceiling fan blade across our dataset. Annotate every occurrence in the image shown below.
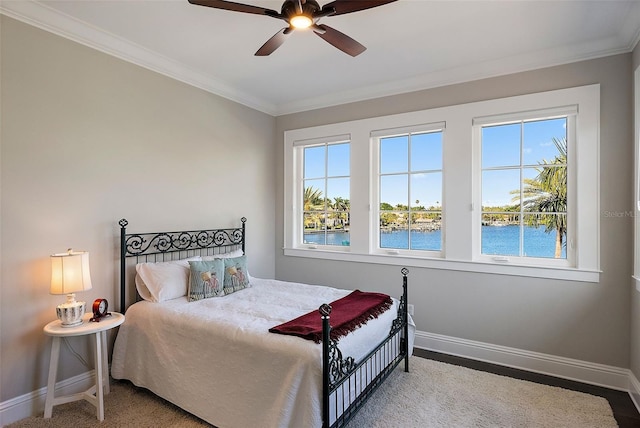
[314,24,366,57]
[320,0,397,16]
[188,0,280,17]
[255,28,290,56]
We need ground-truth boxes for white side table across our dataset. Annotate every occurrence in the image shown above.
[43,312,125,421]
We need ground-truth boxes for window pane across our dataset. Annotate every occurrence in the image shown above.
[326,178,349,211]
[303,179,325,211]
[411,172,441,210]
[304,146,325,179]
[380,136,408,174]
[327,143,350,177]
[411,132,442,171]
[482,123,521,168]
[481,213,520,256]
[328,212,350,246]
[523,214,567,259]
[380,211,403,227]
[303,212,326,245]
[519,167,538,211]
[302,142,350,248]
[521,166,566,214]
[410,212,442,251]
[523,118,567,166]
[380,215,409,250]
[381,175,408,209]
[482,169,520,209]
[523,166,567,213]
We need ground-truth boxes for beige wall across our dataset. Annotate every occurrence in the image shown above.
[0,16,276,401]
[276,53,634,367]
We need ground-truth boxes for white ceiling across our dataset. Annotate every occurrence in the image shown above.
[2,0,640,115]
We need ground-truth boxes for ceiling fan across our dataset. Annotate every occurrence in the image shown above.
[187,0,397,56]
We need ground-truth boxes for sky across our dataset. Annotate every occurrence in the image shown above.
[303,117,566,209]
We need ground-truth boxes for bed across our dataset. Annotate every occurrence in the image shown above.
[111,218,414,428]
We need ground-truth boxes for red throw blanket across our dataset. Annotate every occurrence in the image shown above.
[269,290,393,343]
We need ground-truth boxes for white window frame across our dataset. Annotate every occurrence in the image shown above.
[371,122,445,258]
[288,133,352,252]
[472,108,576,268]
[283,85,600,282]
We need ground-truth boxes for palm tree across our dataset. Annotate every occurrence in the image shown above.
[303,186,324,231]
[512,138,567,258]
[303,186,324,211]
[332,196,349,212]
[331,196,350,228]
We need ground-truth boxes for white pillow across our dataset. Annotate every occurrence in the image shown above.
[135,256,201,302]
[201,249,244,261]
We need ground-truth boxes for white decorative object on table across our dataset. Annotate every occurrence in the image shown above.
[50,249,92,327]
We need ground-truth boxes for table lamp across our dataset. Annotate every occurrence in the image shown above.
[50,249,93,327]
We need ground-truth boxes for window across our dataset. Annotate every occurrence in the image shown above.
[284,85,600,282]
[302,141,350,247]
[375,127,443,253]
[479,116,569,262]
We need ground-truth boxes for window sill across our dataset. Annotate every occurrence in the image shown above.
[283,248,600,283]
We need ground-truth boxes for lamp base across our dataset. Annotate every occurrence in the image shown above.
[56,301,85,327]
[60,319,83,327]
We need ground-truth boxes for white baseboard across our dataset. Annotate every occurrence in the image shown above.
[414,330,631,391]
[0,370,94,427]
[3,333,640,426]
[630,372,640,414]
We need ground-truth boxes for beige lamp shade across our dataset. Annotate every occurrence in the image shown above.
[50,249,93,295]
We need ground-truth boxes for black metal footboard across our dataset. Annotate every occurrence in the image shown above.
[320,267,409,428]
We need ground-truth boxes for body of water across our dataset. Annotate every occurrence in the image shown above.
[304,225,566,259]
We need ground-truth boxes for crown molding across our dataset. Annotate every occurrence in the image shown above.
[1,1,638,117]
[275,35,631,115]
[621,1,640,52]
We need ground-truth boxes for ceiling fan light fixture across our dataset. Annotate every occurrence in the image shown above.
[188,0,399,56]
[290,14,313,29]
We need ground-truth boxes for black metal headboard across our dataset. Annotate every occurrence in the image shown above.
[118,217,246,312]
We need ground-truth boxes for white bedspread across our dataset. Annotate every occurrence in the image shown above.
[111,277,415,428]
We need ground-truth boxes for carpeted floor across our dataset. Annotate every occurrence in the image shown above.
[7,356,617,428]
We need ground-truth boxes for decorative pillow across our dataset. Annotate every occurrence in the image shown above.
[135,256,201,302]
[201,248,244,261]
[223,255,250,294]
[187,259,225,301]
